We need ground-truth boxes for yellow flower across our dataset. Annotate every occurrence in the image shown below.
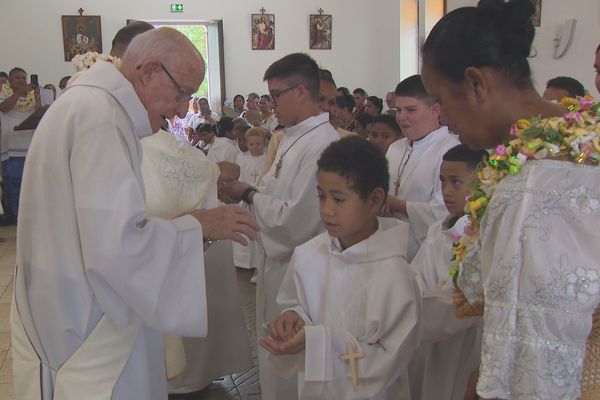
[559,97,579,109]
[515,119,531,130]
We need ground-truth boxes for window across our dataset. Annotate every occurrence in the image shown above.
[129,19,225,114]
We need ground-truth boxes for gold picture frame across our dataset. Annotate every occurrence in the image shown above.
[61,15,103,61]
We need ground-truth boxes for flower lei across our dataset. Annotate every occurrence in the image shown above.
[72,52,122,72]
[449,96,600,287]
[0,83,35,112]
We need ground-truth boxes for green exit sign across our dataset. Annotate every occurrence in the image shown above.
[170,3,183,12]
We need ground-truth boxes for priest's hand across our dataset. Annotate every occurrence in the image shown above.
[269,310,305,341]
[187,206,260,246]
[258,327,306,355]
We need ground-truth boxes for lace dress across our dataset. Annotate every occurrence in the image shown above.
[457,160,600,400]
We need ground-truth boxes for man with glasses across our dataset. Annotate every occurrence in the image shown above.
[222,52,339,400]
[12,27,259,400]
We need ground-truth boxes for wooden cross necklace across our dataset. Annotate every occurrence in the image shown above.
[394,144,412,196]
[339,342,365,389]
[274,121,328,178]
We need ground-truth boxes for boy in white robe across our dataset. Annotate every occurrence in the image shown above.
[260,136,421,400]
[221,53,340,400]
[385,75,459,262]
[410,144,487,400]
[233,127,268,270]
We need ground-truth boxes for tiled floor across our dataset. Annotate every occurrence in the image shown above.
[0,225,261,400]
[0,225,16,400]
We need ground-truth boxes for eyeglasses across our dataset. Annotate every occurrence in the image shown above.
[269,85,298,105]
[159,62,193,103]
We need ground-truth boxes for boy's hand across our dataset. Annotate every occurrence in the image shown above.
[258,327,306,355]
[270,310,304,341]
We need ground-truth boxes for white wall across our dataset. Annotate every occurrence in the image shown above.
[0,0,401,103]
[446,0,600,95]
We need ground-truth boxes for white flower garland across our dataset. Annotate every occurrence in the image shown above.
[72,52,122,72]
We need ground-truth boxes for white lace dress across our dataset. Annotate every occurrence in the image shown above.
[458,159,600,400]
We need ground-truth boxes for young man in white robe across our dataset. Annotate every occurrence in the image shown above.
[410,144,486,400]
[11,28,259,400]
[222,53,340,400]
[260,137,421,399]
[385,75,459,262]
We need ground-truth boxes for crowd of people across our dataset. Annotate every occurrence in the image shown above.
[2,0,600,399]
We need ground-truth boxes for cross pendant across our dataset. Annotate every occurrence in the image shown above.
[338,342,365,390]
[274,158,282,179]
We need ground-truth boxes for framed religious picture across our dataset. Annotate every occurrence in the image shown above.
[310,13,332,50]
[251,13,275,50]
[62,15,103,61]
[531,0,542,27]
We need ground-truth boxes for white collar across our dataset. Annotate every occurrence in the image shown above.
[68,61,152,139]
[409,125,450,150]
[284,113,329,139]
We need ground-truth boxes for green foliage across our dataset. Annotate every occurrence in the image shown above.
[160,24,209,98]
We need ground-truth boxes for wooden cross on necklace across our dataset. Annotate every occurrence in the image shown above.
[339,342,365,390]
[394,177,401,196]
[274,158,283,178]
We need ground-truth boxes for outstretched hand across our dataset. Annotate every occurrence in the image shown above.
[187,205,260,246]
[270,310,305,341]
[258,311,306,355]
[259,327,306,355]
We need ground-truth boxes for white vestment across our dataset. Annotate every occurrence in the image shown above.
[457,160,600,400]
[12,61,209,400]
[253,112,339,400]
[140,130,253,391]
[206,136,240,163]
[409,215,482,400]
[385,126,459,261]
[273,218,420,399]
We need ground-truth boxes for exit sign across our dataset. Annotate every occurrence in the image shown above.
[170,3,183,12]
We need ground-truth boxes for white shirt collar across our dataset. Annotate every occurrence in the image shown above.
[284,112,330,139]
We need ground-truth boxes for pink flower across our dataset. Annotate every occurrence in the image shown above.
[509,125,517,137]
[451,232,462,242]
[495,144,507,156]
[579,97,594,110]
[564,112,582,121]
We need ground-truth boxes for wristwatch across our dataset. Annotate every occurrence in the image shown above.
[241,187,258,204]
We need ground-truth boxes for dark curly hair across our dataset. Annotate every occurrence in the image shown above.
[318,136,389,199]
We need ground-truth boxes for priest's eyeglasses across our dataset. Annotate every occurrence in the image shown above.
[159,62,193,103]
[269,85,299,105]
